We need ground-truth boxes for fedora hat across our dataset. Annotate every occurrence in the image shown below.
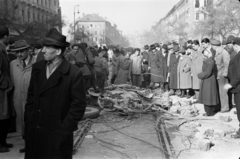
[42,28,70,47]
[150,44,156,50]
[11,40,30,52]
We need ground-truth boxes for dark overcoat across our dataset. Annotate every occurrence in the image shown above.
[228,51,240,93]
[169,53,180,89]
[158,51,168,82]
[0,42,15,120]
[149,51,162,82]
[198,58,219,105]
[114,55,132,84]
[24,58,86,159]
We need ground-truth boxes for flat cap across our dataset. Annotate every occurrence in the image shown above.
[227,35,235,44]
[211,39,221,46]
[233,37,240,45]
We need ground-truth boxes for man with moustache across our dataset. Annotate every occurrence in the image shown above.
[24,28,86,159]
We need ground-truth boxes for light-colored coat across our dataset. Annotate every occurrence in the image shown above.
[177,55,192,89]
[10,55,36,134]
[130,53,142,75]
[215,47,230,78]
[191,48,204,89]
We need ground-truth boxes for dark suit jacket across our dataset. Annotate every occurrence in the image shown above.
[228,51,240,93]
[0,42,15,120]
[24,58,86,159]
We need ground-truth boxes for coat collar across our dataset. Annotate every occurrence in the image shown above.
[34,57,70,74]
[33,58,70,95]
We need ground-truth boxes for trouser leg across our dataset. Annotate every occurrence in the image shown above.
[0,118,11,145]
[132,74,137,86]
[234,93,240,125]
[218,77,229,111]
[194,90,199,99]
[204,105,214,116]
[111,74,116,84]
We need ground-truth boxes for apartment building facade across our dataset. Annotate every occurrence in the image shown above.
[0,0,61,36]
[75,14,123,46]
[158,0,216,41]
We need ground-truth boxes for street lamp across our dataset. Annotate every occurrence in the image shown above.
[74,5,80,43]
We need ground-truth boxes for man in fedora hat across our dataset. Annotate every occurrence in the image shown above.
[0,26,15,153]
[24,28,86,159]
[10,40,36,153]
[141,45,150,87]
[168,45,180,95]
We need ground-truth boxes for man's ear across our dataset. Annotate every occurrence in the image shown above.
[56,49,62,55]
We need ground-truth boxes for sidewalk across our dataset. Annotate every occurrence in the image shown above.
[166,95,240,159]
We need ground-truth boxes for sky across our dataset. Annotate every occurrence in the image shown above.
[59,0,180,36]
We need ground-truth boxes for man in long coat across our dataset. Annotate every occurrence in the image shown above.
[177,48,192,98]
[225,37,240,138]
[211,40,230,113]
[191,40,204,100]
[161,44,169,91]
[142,45,150,87]
[0,26,15,153]
[149,45,162,88]
[114,51,132,84]
[168,45,180,95]
[10,40,36,153]
[24,28,86,159]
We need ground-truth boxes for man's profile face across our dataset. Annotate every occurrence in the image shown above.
[42,46,58,61]
[202,42,208,49]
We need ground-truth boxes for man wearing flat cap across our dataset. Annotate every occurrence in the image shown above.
[225,37,240,139]
[211,39,230,113]
[10,40,36,153]
[24,28,86,159]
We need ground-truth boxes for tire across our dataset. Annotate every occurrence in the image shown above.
[82,107,100,120]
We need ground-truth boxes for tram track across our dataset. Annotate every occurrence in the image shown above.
[155,114,175,159]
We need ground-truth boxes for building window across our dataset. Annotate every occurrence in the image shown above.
[95,37,97,41]
[204,0,208,7]
[33,13,35,21]
[95,31,97,34]
[28,11,30,22]
[22,10,24,23]
[195,0,199,8]
[204,13,207,20]
[90,24,93,27]
[196,13,199,20]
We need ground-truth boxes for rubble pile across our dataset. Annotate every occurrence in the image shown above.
[97,84,199,117]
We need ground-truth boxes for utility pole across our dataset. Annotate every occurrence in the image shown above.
[73,5,79,43]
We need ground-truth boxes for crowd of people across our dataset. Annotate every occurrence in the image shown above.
[0,24,240,159]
